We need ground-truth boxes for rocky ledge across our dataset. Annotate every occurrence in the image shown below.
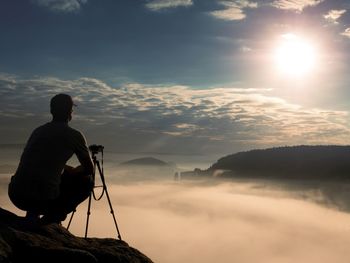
[0,207,153,263]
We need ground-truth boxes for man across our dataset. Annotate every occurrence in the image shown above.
[8,93,94,225]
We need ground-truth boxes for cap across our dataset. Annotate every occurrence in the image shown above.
[50,93,77,114]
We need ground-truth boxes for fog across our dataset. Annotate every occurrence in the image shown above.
[2,159,350,263]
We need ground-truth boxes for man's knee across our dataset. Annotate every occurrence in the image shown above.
[62,169,93,186]
[81,175,94,197]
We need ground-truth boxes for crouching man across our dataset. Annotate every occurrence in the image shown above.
[8,93,94,225]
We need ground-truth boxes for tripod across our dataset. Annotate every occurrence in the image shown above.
[66,147,122,240]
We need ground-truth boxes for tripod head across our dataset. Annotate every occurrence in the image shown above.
[88,144,105,199]
[89,144,104,156]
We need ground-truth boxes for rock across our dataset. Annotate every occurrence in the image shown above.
[0,207,154,263]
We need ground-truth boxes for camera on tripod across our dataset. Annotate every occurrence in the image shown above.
[67,143,122,240]
[89,144,104,155]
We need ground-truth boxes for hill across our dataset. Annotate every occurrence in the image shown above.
[208,145,350,179]
[119,157,171,167]
[116,157,177,181]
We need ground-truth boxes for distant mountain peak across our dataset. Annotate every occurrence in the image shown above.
[119,157,170,167]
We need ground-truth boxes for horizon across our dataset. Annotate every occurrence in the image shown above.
[3,143,350,172]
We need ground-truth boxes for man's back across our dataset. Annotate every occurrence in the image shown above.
[11,121,90,200]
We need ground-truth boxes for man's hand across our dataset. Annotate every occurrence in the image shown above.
[64,165,75,173]
[70,165,93,177]
[64,165,88,174]
[73,165,85,174]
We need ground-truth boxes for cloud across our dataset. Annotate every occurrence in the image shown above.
[3,159,350,263]
[271,0,323,12]
[324,9,346,24]
[341,28,350,38]
[1,74,350,155]
[33,0,88,13]
[210,0,258,21]
[3,178,347,263]
[145,0,193,11]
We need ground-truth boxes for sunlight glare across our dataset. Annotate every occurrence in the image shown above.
[274,34,316,77]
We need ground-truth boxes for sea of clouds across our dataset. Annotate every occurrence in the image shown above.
[2,167,350,263]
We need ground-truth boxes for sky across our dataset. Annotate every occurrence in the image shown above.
[2,0,350,163]
[4,2,350,262]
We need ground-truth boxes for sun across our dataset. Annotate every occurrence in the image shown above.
[274,33,316,77]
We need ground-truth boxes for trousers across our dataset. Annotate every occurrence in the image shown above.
[9,168,94,222]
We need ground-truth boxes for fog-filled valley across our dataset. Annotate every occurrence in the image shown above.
[2,150,350,263]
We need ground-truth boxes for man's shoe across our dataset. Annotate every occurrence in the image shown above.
[40,215,63,225]
[16,212,41,230]
[24,211,40,223]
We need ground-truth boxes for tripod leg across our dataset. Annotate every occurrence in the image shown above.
[84,156,98,238]
[104,186,122,240]
[96,161,122,240]
[66,209,76,230]
[85,191,93,238]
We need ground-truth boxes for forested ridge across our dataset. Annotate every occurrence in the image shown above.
[210,145,350,178]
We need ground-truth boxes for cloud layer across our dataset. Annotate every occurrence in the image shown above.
[145,0,193,11]
[1,74,349,155]
[3,150,350,263]
[324,9,347,24]
[210,0,258,21]
[271,0,324,12]
[3,177,349,263]
[34,0,88,12]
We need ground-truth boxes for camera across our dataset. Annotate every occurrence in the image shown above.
[89,144,104,155]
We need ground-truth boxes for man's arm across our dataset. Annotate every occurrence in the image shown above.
[76,159,93,175]
[70,164,93,175]
[77,150,94,176]
[73,132,94,176]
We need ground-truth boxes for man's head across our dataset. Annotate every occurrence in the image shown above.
[50,94,76,122]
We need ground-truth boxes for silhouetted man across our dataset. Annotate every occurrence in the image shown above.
[8,93,94,225]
